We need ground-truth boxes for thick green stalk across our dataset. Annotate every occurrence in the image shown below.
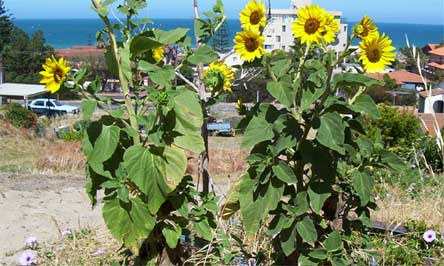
[91,0,140,145]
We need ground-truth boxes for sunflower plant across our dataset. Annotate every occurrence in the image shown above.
[223,2,404,265]
[38,0,237,264]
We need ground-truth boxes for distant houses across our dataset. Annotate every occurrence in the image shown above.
[367,70,429,91]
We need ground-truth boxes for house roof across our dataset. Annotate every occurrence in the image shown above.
[55,46,105,58]
[417,113,444,137]
[428,61,444,70]
[418,88,444,98]
[367,70,428,85]
[429,46,444,57]
[0,83,47,98]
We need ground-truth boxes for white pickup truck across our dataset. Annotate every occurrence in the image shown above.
[27,98,80,116]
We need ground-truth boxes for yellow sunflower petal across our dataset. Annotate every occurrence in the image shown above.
[240,0,266,31]
[39,55,70,94]
[359,32,395,73]
[234,29,265,62]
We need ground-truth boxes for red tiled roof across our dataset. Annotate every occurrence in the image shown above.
[428,61,444,70]
[418,88,444,98]
[55,46,105,58]
[417,113,444,137]
[367,70,429,85]
[429,46,444,57]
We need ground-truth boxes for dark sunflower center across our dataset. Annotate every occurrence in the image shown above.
[54,67,64,83]
[245,37,258,52]
[305,18,320,34]
[367,46,382,63]
[250,11,261,25]
[361,26,369,37]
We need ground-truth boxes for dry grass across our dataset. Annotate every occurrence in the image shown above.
[36,227,127,266]
[373,181,444,228]
[0,118,85,175]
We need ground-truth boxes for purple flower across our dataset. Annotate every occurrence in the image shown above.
[423,230,437,243]
[18,250,36,266]
[93,248,105,256]
[24,236,38,249]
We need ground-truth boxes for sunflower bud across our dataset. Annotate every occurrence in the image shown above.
[204,70,224,92]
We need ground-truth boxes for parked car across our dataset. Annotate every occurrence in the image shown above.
[28,98,80,116]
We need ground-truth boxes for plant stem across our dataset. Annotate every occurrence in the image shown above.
[91,0,140,145]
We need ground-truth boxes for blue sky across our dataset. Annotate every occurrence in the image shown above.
[6,0,444,24]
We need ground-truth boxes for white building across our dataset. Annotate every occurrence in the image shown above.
[263,0,348,53]
[418,88,444,114]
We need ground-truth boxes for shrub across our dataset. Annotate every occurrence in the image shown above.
[365,104,423,157]
[59,129,83,142]
[4,103,38,128]
[423,138,444,174]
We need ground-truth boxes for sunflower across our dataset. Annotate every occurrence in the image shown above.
[153,46,164,62]
[292,4,329,45]
[319,12,340,44]
[234,29,265,62]
[359,33,395,73]
[39,56,71,94]
[354,16,378,40]
[204,61,234,92]
[240,0,266,31]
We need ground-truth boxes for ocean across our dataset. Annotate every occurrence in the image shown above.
[13,18,444,50]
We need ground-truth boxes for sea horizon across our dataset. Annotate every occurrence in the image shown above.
[13,18,444,50]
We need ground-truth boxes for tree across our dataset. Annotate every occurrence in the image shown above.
[0,0,13,52]
[3,28,54,83]
[211,21,230,53]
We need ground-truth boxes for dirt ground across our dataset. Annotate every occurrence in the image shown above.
[0,173,104,265]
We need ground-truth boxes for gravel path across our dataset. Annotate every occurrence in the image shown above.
[0,173,104,265]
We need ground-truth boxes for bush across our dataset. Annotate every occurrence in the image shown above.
[59,130,83,142]
[423,138,444,174]
[4,103,38,128]
[366,104,423,148]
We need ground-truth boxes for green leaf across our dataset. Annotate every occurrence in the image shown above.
[130,36,162,56]
[239,173,284,235]
[280,223,298,256]
[117,186,130,203]
[272,161,297,185]
[193,218,213,241]
[380,150,406,171]
[352,172,374,206]
[308,183,331,215]
[330,257,350,266]
[271,59,291,79]
[266,79,295,108]
[351,94,380,118]
[293,191,309,216]
[81,100,96,120]
[110,107,125,119]
[102,197,155,254]
[188,45,219,65]
[123,146,169,214]
[333,72,384,88]
[324,230,342,252]
[309,249,328,260]
[241,105,279,148]
[296,217,318,246]
[119,44,132,82]
[162,223,182,248]
[172,88,205,153]
[88,125,120,178]
[163,146,187,190]
[316,112,346,155]
[138,61,175,86]
[301,86,326,111]
[298,255,318,266]
[154,28,189,45]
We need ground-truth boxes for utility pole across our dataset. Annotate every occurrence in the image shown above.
[193,0,210,195]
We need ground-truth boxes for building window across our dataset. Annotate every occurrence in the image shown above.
[344,25,347,31]
[276,36,281,42]
[265,45,274,50]
[282,45,286,50]
[282,25,286,32]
